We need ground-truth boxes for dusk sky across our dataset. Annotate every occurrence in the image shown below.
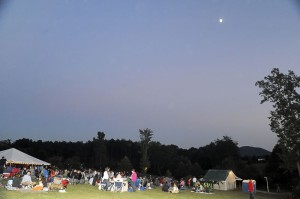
[1,0,300,151]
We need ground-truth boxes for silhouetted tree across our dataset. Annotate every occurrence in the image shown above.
[139,128,153,173]
[256,68,300,186]
[265,144,294,190]
[93,131,108,169]
[198,136,239,169]
[0,139,11,151]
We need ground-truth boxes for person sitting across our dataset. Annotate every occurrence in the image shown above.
[196,180,203,193]
[11,167,21,178]
[168,182,179,194]
[11,173,22,188]
[116,172,122,179]
[3,165,13,177]
[21,171,35,188]
[62,169,69,178]
[108,176,114,190]
[32,177,44,191]
[179,178,186,190]
[162,181,169,192]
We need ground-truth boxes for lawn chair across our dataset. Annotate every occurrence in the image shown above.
[111,179,123,192]
[98,180,106,190]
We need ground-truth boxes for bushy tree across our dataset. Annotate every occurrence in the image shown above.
[256,68,300,195]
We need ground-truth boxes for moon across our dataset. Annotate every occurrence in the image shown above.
[219,18,223,23]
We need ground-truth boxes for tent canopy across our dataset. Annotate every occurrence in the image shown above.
[203,169,234,181]
[0,148,50,165]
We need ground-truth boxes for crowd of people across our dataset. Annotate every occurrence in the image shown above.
[159,176,214,194]
[0,157,215,195]
[0,161,157,193]
[1,163,69,191]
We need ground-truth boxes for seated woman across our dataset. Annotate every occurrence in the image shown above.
[168,182,179,194]
[21,171,35,187]
[32,177,44,191]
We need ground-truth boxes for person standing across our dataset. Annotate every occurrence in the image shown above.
[0,156,6,174]
[102,167,109,190]
[130,169,137,192]
[192,176,197,187]
[187,177,192,188]
[248,179,255,199]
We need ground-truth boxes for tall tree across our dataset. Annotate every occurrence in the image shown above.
[139,128,153,173]
[255,68,300,181]
[93,131,108,169]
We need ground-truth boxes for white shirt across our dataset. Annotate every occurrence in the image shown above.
[192,177,197,183]
[103,171,109,180]
[21,174,32,183]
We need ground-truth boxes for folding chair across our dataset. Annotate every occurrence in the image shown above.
[113,179,123,192]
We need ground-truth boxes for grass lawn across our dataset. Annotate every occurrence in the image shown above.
[0,184,290,199]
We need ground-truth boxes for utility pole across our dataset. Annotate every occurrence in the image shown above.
[264,177,269,192]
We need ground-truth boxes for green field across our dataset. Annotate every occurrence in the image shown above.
[0,184,290,199]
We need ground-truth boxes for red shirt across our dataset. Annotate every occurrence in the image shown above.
[248,180,254,193]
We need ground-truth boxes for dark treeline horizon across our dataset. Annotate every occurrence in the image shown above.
[0,134,295,190]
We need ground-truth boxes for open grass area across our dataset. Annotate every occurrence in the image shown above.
[0,184,290,199]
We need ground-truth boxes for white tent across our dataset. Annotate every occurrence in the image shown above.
[0,148,50,165]
[203,169,240,191]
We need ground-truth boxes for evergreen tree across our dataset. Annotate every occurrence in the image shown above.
[118,156,133,172]
[139,128,153,173]
[93,131,108,169]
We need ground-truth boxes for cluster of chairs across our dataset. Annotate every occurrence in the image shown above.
[99,179,125,192]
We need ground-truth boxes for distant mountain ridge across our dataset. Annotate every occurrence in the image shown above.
[239,146,271,157]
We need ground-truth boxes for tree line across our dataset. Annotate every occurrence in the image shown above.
[0,134,240,176]
[0,133,295,190]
